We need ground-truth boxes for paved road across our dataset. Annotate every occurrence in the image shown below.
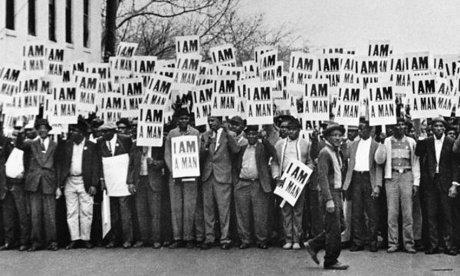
[0,247,458,275]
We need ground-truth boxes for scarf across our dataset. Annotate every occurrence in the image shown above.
[323,141,342,189]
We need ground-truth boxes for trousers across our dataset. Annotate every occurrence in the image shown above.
[108,196,133,243]
[136,176,161,243]
[64,176,94,241]
[169,177,197,241]
[29,190,56,246]
[281,188,305,243]
[2,179,29,245]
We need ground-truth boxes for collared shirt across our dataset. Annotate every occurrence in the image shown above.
[106,134,117,156]
[391,136,411,170]
[239,144,258,179]
[282,138,298,171]
[434,134,445,173]
[213,128,223,151]
[354,137,372,172]
[40,137,49,152]
[140,147,150,176]
[70,139,85,176]
[236,132,248,147]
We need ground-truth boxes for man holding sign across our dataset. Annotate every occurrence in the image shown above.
[305,123,349,270]
[164,109,201,249]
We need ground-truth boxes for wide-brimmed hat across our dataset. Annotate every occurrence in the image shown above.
[116,118,131,127]
[323,123,345,137]
[98,122,117,131]
[229,116,245,126]
[244,125,259,134]
[69,119,89,134]
[431,117,448,127]
[34,119,52,131]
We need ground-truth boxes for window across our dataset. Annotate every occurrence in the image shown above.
[28,0,36,36]
[6,0,15,30]
[65,0,72,43]
[49,0,56,41]
[83,0,90,47]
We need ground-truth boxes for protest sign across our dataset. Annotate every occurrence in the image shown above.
[245,81,273,125]
[15,74,43,116]
[196,63,215,86]
[433,54,460,78]
[335,83,361,126]
[436,78,456,117]
[47,45,64,78]
[274,159,312,207]
[102,153,130,197]
[390,55,411,100]
[137,102,164,147]
[368,40,393,57]
[254,45,275,64]
[145,74,173,105]
[120,77,143,118]
[133,56,157,87]
[171,135,200,178]
[288,52,318,92]
[340,54,358,85]
[211,75,237,117]
[74,71,99,115]
[192,83,213,126]
[48,83,78,125]
[0,65,21,105]
[116,42,138,57]
[243,61,258,79]
[22,42,46,76]
[210,44,236,67]
[357,55,390,91]
[100,92,125,123]
[173,54,201,91]
[406,52,431,77]
[175,35,200,55]
[304,80,329,121]
[410,75,438,119]
[368,84,396,126]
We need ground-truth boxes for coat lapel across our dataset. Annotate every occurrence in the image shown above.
[214,130,225,154]
[369,140,377,168]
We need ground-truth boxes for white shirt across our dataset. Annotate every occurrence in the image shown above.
[39,137,50,152]
[434,134,445,173]
[70,139,85,176]
[106,134,118,156]
[354,137,372,172]
[213,128,223,151]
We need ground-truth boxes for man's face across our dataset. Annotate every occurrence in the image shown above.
[358,124,371,140]
[432,122,445,138]
[246,131,258,145]
[70,128,84,144]
[25,129,37,140]
[178,115,190,130]
[117,123,128,135]
[288,125,300,140]
[37,125,49,139]
[327,130,343,148]
[279,121,289,139]
[208,117,221,131]
[102,129,116,141]
[230,122,244,135]
[347,129,358,141]
[447,130,457,139]
[393,121,406,136]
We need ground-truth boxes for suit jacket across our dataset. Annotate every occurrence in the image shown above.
[234,139,277,193]
[23,138,59,194]
[58,139,99,192]
[343,138,385,191]
[415,136,459,192]
[200,129,240,183]
[0,136,14,197]
[127,146,165,192]
[97,134,133,179]
[317,143,344,202]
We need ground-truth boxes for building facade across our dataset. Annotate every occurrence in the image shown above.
[0,0,102,65]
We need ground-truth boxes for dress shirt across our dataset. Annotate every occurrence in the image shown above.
[213,128,223,151]
[354,137,371,172]
[40,137,50,152]
[70,139,85,176]
[106,134,117,156]
[282,138,298,172]
[140,147,150,176]
[434,134,445,173]
[239,144,258,179]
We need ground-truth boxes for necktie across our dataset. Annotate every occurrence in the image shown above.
[108,141,113,156]
[40,139,46,151]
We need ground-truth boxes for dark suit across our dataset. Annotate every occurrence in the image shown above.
[233,139,277,244]
[200,128,239,244]
[416,136,459,250]
[21,137,59,246]
[58,139,99,241]
[127,146,164,243]
[97,134,133,244]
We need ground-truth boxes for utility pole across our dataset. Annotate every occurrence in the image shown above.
[104,0,119,61]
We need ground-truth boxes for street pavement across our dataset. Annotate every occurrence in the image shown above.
[0,246,458,275]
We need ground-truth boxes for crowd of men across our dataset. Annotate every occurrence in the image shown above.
[0,109,459,270]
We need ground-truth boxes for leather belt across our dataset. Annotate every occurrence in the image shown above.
[392,168,411,174]
[353,171,369,175]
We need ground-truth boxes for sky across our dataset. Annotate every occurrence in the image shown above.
[240,0,460,55]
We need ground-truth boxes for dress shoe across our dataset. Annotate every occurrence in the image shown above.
[105,241,116,249]
[153,242,162,249]
[133,241,144,248]
[445,248,457,256]
[282,242,292,250]
[168,241,183,249]
[83,241,94,249]
[406,247,416,254]
[186,241,195,249]
[324,261,349,270]
[200,242,212,250]
[47,242,59,251]
[239,243,250,249]
[304,241,319,265]
[221,243,231,250]
[258,243,268,249]
[369,243,378,252]
[292,243,301,250]
[350,245,364,252]
[19,245,29,252]
[425,247,439,254]
[65,241,77,250]
[0,243,12,250]
[28,244,40,252]
[122,241,132,249]
[387,246,398,253]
